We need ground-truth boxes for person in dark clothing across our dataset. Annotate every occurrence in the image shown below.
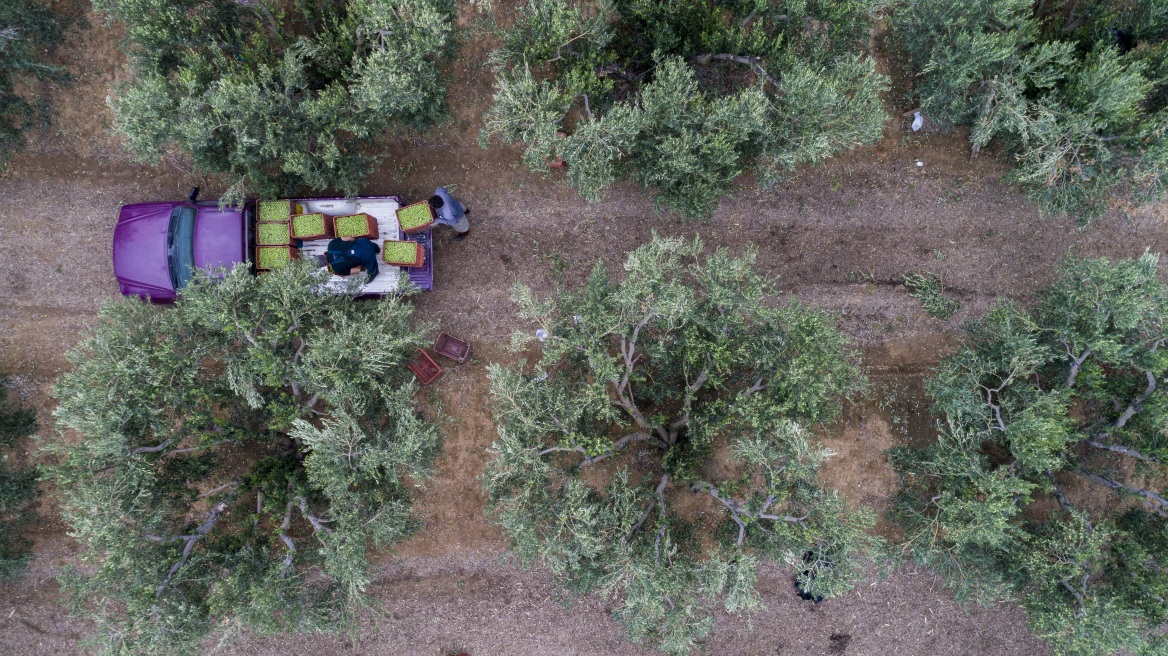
[324,236,380,282]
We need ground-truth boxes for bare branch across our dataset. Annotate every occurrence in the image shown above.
[758,512,809,523]
[1061,577,1085,606]
[669,359,711,439]
[610,313,669,442]
[1074,469,1168,516]
[297,497,335,535]
[1047,471,1075,513]
[691,53,780,89]
[155,502,228,598]
[131,440,173,455]
[1060,340,1092,388]
[197,481,239,499]
[1114,371,1156,429]
[626,473,671,541]
[279,500,296,574]
[1085,439,1161,463]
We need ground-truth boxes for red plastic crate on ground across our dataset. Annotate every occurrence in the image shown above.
[434,333,470,363]
[407,349,443,385]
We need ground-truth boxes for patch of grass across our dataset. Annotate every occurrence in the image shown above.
[904,272,961,319]
[846,268,875,283]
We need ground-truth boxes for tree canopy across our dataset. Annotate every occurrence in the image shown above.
[892,0,1168,221]
[480,0,889,219]
[483,235,878,653]
[0,370,38,580]
[0,0,70,170]
[893,253,1168,655]
[98,0,454,205]
[46,264,440,655]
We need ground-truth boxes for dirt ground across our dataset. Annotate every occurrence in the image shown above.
[2,2,1167,655]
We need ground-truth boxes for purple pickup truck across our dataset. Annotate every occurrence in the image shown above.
[113,190,433,301]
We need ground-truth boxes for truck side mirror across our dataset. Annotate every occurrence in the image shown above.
[188,186,200,203]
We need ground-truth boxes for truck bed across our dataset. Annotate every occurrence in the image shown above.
[294,197,434,294]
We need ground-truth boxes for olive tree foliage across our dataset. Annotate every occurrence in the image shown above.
[483,236,878,653]
[0,371,38,580]
[892,253,1168,656]
[46,263,440,655]
[480,0,890,219]
[0,0,70,170]
[97,0,454,206]
[892,0,1168,221]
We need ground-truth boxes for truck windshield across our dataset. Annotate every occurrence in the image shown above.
[167,206,196,291]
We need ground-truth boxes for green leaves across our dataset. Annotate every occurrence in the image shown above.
[0,370,37,580]
[893,0,1168,221]
[0,0,70,170]
[47,262,438,654]
[893,253,1168,656]
[484,236,874,653]
[482,0,888,219]
[102,0,453,202]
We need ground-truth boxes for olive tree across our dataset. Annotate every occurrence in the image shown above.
[483,236,878,653]
[46,263,440,655]
[893,253,1168,655]
[0,370,37,579]
[0,0,70,170]
[892,0,1168,221]
[480,0,889,219]
[98,0,454,205]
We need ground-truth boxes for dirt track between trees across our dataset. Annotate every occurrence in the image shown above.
[3,2,1168,655]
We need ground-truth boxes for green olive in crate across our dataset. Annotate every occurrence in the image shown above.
[291,213,327,237]
[383,241,420,265]
[335,215,371,237]
[257,222,290,245]
[258,200,293,222]
[257,247,292,269]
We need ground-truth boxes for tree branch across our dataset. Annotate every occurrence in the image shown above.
[1047,471,1075,513]
[197,481,239,499]
[611,313,669,442]
[1074,469,1168,516]
[279,500,296,574]
[669,360,711,440]
[691,53,780,90]
[155,502,228,598]
[626,473,671,541]
[1085,439,1161,463]
[1114,370,1156,429]
[131,440,173,454]
[297,497,335,535]
[1061,340,1092,388]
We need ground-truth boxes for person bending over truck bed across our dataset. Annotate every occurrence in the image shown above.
[323,236,380,282]
[429,187,470,241]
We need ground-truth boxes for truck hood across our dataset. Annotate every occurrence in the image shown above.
[113,203,175,301]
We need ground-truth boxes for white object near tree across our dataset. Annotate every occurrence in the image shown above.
[911,111,924,132]
[536,328,549,342]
